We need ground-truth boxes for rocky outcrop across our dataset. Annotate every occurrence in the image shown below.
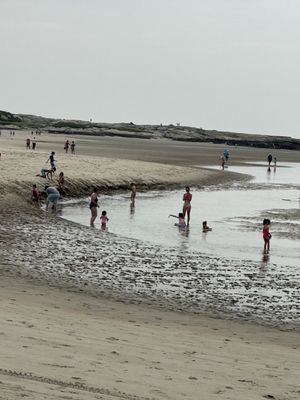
[1,109,300,150]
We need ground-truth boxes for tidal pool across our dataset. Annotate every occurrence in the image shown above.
[60,163,300,268]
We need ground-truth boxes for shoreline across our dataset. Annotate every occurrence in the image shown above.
[0,131,299,399]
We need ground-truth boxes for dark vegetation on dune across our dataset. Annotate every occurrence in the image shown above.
[1,109,300,150]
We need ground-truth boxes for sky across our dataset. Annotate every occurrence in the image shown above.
[1,0,300,138]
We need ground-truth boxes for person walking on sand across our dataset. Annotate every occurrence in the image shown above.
[47,151,56,172]
[64,140,70,153]
[89,188,99,227]
[26,138,31,149]
[32,137,37,150]
[182,186,192,225]
[263,218,271,254]
[70,140,76,154]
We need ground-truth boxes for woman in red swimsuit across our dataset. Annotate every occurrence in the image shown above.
[182,186,192,226]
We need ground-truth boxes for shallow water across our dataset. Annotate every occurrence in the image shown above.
[60,163,300,268]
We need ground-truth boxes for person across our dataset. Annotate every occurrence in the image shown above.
[45,185,60,211]
[267,154,273,166]
[58,171,65,190]
[182,186,192,225]
[70,141,75,154]
[64,140,69,153]
[130,183,137,206]
[31,184,41,207]
[26,138,30,149]
[47,151,56,171]
[89,188,99,227]
[221,155,225,170]
[169,213,186,228]
[202,221,212,232]
[274,157,277,167]
[36,167,53,179]
[32,137,37,150]
[100,210,109,230]
[223,149,229,162]
[263,218,271,254]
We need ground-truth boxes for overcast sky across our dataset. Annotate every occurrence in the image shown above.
[1,0,300,138]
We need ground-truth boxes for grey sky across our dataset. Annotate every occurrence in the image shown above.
[1,0,300,138]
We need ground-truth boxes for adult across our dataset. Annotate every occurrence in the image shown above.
[64,140,70,153]
[267,154,272,166]
[223,148,229,162]
[182,186,192,226]
[32,137,37,150]
[89,188,99,227]
[26,138,30,149]
[130,183,136,206]
[45,185,60,211]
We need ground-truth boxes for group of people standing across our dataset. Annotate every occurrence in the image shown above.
[26,137,37,150]
[64,140,76,154]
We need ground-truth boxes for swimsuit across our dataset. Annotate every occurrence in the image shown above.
[183,193,192,208]
[90,196,98,209]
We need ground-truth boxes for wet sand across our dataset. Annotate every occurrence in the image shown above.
[0,130,299,399]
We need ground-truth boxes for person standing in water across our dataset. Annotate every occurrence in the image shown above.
[100,210,109,230]
[89,188,99,227]
[182,186,192,226]
[267,154,273,166]
[263,218,271,254]
[130,183,136,206]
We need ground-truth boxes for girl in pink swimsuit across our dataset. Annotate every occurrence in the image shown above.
[263,218,271,253]
[182,186,192,225]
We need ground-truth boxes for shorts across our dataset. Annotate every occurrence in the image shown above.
[48,193,60,205]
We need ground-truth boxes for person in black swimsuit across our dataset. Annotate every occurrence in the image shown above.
[90,188,99,227]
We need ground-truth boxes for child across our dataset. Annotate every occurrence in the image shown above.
[100,210,109,230]
[169,213,186,228]
[263,218,271,253]
[202,221,212,232]
[58,171,65,190]
[32,184,41,207]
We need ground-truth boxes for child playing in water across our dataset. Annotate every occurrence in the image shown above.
[202,221,212,232]
[263,218,271,253]
[169,213,186,228]
[100,210,109,230]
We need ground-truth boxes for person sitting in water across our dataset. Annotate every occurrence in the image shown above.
[202,221,212,232]
[169,213,186,228]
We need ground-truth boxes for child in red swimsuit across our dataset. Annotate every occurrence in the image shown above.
[263,218,271,253]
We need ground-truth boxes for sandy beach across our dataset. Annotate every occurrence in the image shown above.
[0,130,299,400]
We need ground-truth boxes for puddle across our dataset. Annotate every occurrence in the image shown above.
[60,163,300,268]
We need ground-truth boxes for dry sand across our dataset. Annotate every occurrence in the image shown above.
[0,130,299,400]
